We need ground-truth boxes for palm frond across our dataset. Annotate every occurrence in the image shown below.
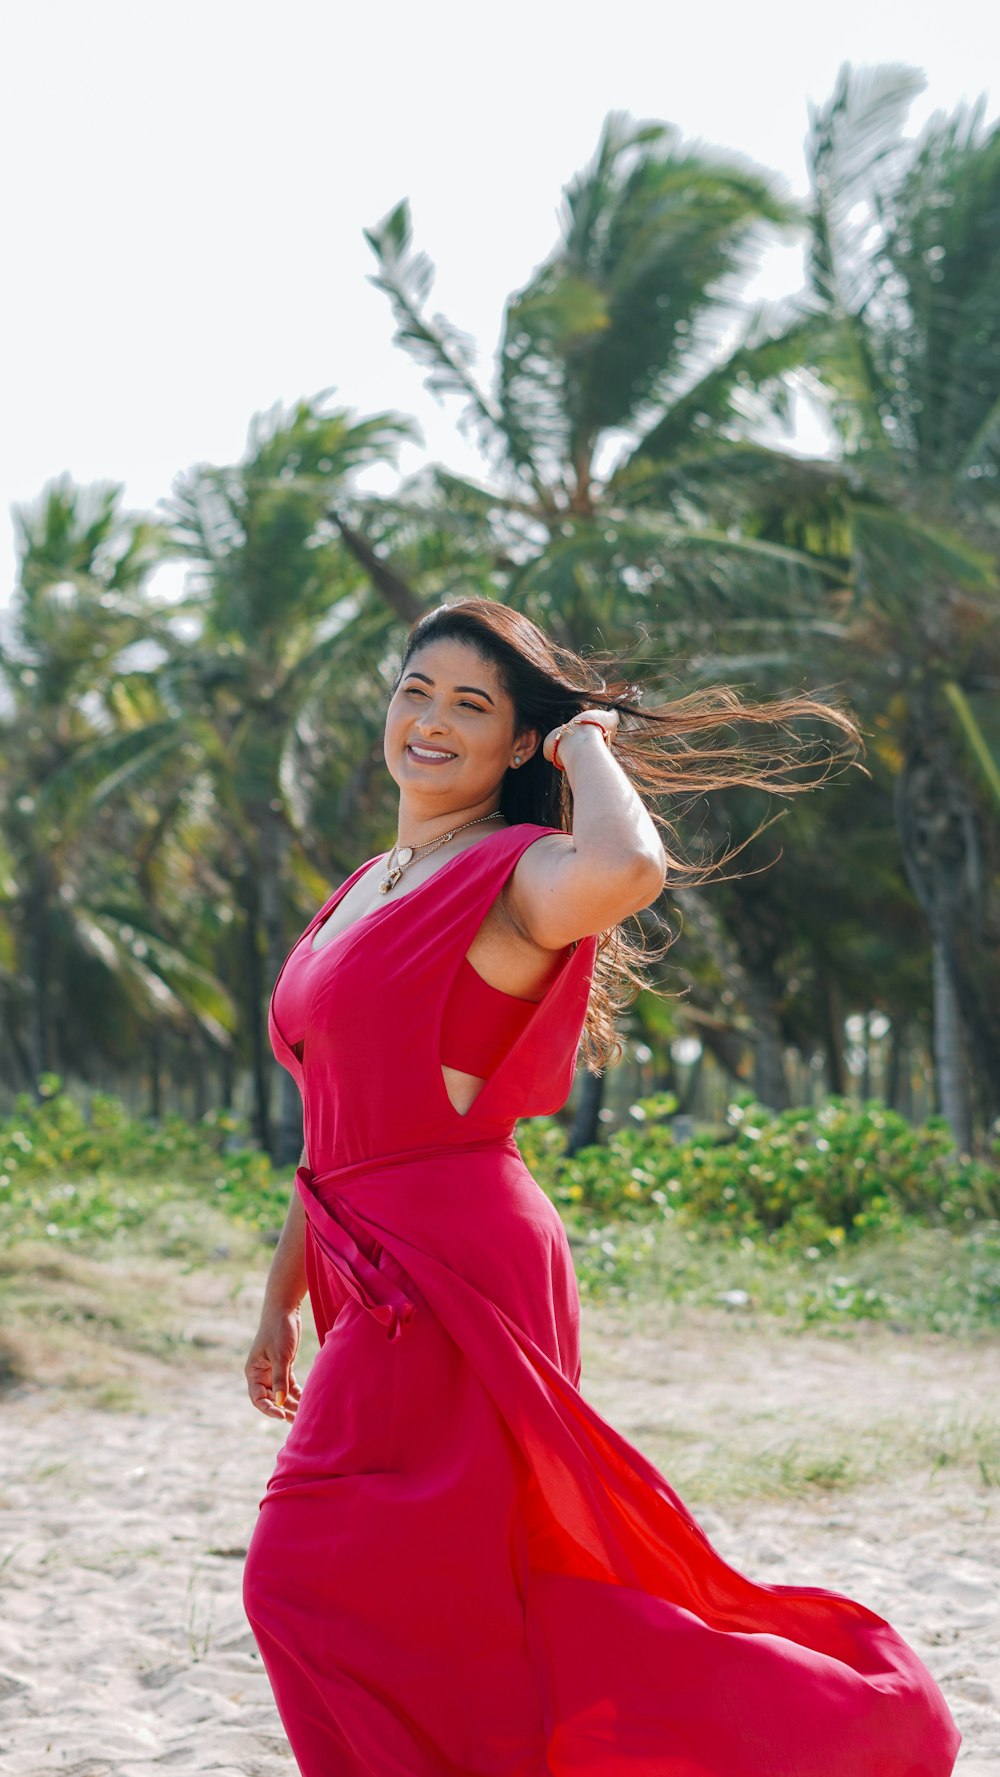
[612,309,829,471]
[806,61,926,315]
[883,103,1000,474]
[943,680,1000,812]
[850,501,997,598]
[364,200,502,460]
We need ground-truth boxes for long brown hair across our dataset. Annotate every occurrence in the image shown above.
[396,598,861,1072]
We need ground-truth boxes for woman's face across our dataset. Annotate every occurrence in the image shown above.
[384,638,538,807]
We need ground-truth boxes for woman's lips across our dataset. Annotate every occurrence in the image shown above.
[406,744,457,764]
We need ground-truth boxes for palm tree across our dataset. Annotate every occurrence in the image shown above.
[359,115,844,638]
[160,394,418,1158]
[631,67,1000,1143]
[795,65,1000,1146]
[0,476,236,1099]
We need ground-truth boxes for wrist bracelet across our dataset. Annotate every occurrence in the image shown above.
[552,718,612,773]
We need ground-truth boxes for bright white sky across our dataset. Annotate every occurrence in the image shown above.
[1,0,995,608]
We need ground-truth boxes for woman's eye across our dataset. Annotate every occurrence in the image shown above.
[404,688,483,712]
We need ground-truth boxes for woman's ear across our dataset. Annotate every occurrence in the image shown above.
[513,727,541,765]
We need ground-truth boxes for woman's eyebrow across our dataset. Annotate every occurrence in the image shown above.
[402,670,496,706]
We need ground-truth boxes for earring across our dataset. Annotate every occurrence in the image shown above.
[513,754,521,765]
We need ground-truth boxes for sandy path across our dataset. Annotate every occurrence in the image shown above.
[0,1301,995,1775]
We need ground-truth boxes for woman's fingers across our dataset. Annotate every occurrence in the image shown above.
[582,706,619,737]
[277,1367,303,1416]
[249,1380,297,1421]
[247,1372,288,1418]
[245,1348,302,1420]
[244,1305,303,1420]
[543,707,620,764]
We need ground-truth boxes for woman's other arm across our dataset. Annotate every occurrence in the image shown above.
[510,719,668,950]
[244,1143,308,1421]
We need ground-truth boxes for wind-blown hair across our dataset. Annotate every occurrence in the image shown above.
[396,598,860,1073]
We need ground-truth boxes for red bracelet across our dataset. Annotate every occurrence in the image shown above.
[551,719,611,773]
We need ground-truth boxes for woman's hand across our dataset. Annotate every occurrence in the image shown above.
[245,1304,303,1422]
[543,707,620,767]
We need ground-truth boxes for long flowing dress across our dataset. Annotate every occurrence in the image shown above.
[243,822,961,1777]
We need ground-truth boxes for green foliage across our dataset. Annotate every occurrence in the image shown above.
[2,1085,997,1338]
[563,1214,1000,1336]
[517,1094,1000,1333]
[518,1093,1000,1248]
[0,1079,285,1245]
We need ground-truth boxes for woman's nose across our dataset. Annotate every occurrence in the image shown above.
[414,707,450,733]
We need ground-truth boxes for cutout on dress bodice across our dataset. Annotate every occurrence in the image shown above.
[440,955,540,1116]
[438,922,576,1117]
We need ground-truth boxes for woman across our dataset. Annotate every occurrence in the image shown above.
[243,599,961,1776]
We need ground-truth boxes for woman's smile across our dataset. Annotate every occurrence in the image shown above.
[406,742,458,764]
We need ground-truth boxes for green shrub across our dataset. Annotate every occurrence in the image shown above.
[519,1094,1000,1249]
[0,1078,248,1181]
[0,1078,286,1246]
[4,1082,998,1270]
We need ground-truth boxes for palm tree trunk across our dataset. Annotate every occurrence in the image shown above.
[148,1030,163,1120]
[192,1033,208,1120]
[895,730,999,1143]
[744,966,790,1110]
[704,882,790,1111]
[886,1019,906,1115]
[257,806,303,1167]
[818,965,846,1096]
[860,1012,873,1101]
[27,855,52,1097]
[220,1044,235,1111]
[566,1068,605,1154]
[677,1047,704,1115]
[932,941,972,1154]
[241,881,272,1155]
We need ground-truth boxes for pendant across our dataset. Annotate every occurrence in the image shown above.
[378,844,415,895]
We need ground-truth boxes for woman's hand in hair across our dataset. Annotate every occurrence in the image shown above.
[543,707,620,766]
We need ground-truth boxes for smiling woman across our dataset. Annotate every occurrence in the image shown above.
[242,597,960,1777]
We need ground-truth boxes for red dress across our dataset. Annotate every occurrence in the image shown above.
[244,822,961,1777]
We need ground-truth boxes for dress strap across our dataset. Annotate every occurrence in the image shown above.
[431,822,569,932]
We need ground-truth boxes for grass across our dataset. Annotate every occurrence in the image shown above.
[1,1161,997,1517]
[579,1284,1000,1508]
[586,1383,1000,1507]
[564,1210,1000,1338]
[1,1106,997,1473]
[0,1204,273,1407]
[5,1165,998,1367]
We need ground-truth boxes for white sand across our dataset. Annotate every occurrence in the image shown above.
[0,1304,995,1775]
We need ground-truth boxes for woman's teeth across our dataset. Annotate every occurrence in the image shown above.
[408,744,456,761]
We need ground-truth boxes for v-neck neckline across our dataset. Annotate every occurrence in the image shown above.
[308,826,514,956]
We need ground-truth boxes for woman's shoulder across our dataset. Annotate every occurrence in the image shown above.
[503,820,567,841]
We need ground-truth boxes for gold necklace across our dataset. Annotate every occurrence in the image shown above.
[378,809,506,895]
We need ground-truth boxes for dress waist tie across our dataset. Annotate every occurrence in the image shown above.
[294,1138,516,1342]
[295,1164,415,1341]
